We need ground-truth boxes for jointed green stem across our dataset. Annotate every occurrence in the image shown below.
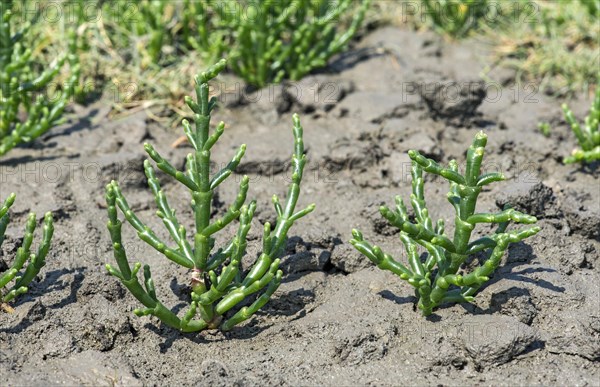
[351,131,540,316]
[1,3,79,157]
[106,60,314,331]
[562,84,600,164]
[0,194,54,308]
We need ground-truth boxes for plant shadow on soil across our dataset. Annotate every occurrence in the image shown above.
[0,153,78,166]
[37,268,86,310]
[462,243,565,315]
[377,241,565,320]
[150,273,314,353]
[568,160,600,175]
[0,109,101,164]
[42,113,96,141]
[146,316,277,353]
[377,290,418,307]
[327,46,384,73]
[143,324,225,354]
[0,267,85,334]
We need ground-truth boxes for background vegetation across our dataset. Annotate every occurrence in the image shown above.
[4,1,599,122]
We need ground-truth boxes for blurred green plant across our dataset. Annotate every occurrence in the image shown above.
[0,1,80,157]
[0,194,54,313]
[105,60,314,332]
[8,0,370,115]
[421,0,490,38]
[96,0,179,69]
[488,0,599,95]
[351,132,540,316]
[538,122,551,137]
[8,0,196,114]
[578,0,599,17]
[562,85,599,164]
[187,0,370,87]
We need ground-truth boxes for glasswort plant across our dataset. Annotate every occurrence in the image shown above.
[0,194,54,313]
[187,0,370,87]
[93,0,178,69]
[350,132,540,316]
[562,85,599,164]
[105,60,314,332]
[0,2,80,157]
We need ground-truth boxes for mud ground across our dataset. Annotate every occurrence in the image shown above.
[1,26,598,386]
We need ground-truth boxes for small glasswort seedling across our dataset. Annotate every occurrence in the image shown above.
[538,122,551,138]
[562,85,599,164]
[0,1,80,157]
[350,132,540,316]
[0,194,54,313]
[105,60,314,332]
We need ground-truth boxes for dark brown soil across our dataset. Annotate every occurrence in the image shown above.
[1,26,598,386]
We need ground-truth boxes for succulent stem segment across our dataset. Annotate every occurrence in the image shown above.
[351,132,540,316]
[105,59,314,332]
[562,84,599,164]
[0,2,80,156]
[0,194,54,312]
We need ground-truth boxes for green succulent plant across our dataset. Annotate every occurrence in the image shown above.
[351,132,540,316]
[0,1,80,157]
[96,0,178,69]
[0,194,54,312]
[186,0,370,87]
[105,60,314,332]
[562,84,599,164]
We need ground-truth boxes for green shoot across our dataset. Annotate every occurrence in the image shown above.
[0,194,54,313]
[0,1,80,157]
[105,60,315,332]
[538,122,551,137]
[351,132,540,316]
[562,85,600,164]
